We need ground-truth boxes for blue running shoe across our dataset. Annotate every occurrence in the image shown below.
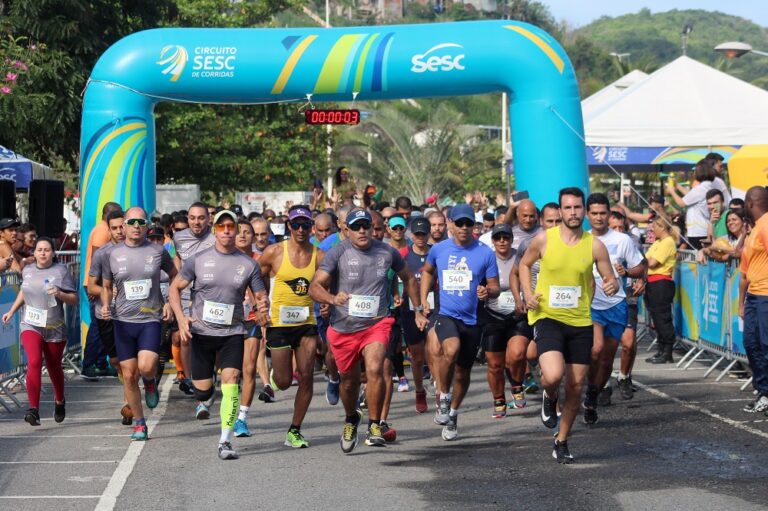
[145,381,159,409]
[195,403,210,420]
[131,424,148,441]
[523,373,539,394]
[234,419,251,437]
[326,378,340,406]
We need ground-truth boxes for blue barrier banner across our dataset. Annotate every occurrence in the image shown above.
[730,270,746,355]
[0,283,20,374]
[700,262,727,346]
[676,262,700,340]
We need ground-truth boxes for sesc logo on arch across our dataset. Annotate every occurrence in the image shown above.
[157,44,238,81]
[157,45,189,82]
[411,43,465,73]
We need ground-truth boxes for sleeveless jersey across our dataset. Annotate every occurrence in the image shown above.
[528,227,593,327]
[269,242,317,327]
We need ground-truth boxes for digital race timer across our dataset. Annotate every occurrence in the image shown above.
[304,109,361,125]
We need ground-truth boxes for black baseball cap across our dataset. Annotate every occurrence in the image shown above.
[411,217,430,235]
[491,224,513,237]
[0,218,19,230]
[147,226,164,239]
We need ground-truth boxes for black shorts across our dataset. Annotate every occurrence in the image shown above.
[266,324,318,350]
[627,303,638,331]
[95,318,117,359]
[400,309,429,346]
[482,314,532,353]
[191,333,244,380]
[433,315,481,370]
[243,320,263,340]
[386,315,404,360]
[533,318,593,365]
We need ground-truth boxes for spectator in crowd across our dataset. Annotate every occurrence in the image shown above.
[645,217,680,364]
[666,159,716,249]
[332,166,357,208]
[0,218,21,272]
[15,223,37,266]
[703,209,748,262]
[482,212,495,234]
[705,152,731,205]
[730,198,745,210]
[428,210,448,245]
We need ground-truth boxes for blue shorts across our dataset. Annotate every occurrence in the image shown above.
[113,320,162,362]
[591,301,628,342]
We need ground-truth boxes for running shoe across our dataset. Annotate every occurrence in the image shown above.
[434,395,450,425]
[173,371,184,384]
[340,410,362,454]
[415,389,428,413]
[131,424,148,441]
[598,385,612,407]
[54,400,65,423]
[120,404,133,426]
[291,371,300,386]
[79,365,100,382]
[24,407,40,426]
[510,387,527,409]
[285,428,310,448]
[442,414,458,441]
[195,403,210,420]
[234,419,251,438]
[258,384,276,403]
[365,422,386,447]
[423,365,432,381]
[358,388,368,410]
[379,421,397,442]
[617,377,633,400]
[145,380,160,409]
[326,378,340,406]
[552,439,574,464]
[397,377,410,392]
[178,379,195,396]
[743,395,768,413]
[218,441,239,460]
[583,385,599,425]
[540,390,558,429]
[492,399,507,419]
[523,372,539,394]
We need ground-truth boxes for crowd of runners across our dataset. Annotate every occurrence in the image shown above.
[9,158,768,464]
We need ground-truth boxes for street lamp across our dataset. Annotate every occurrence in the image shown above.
[715,41,768,58]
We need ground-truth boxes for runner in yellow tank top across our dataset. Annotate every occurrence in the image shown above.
[519,187,618,464]
[258,206,325,449]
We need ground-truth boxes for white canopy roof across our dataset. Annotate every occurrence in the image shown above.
[582,69,648,118]
[583,56,768,147]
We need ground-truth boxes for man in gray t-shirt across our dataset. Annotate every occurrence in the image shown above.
[309,208,427,453]
[100,207,177,442]
[169,210,268,461]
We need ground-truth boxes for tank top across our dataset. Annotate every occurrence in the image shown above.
[269,241,317,327]
[486,252,517,320]
[528,227,593,327]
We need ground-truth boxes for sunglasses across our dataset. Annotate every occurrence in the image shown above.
[454,219,474,228]
[348,222,371,231]
[390,225,405,231]
[174,227,186,232]
[125,218,148,227]
[214,223,236,232]
[290,221,313,231]
[492,234,512,241]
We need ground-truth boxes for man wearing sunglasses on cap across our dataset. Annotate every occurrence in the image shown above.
[257,205,324,449]
[420,203,500,442]
[169,210,268,460]
[101,207,177,441]
[309,208,428,453]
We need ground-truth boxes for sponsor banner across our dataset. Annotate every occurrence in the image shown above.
[700,262,727,347]
[676,262,700,341]
[729,270,746,355]
[587,145,740,166]
[0,161,33,189]
[0,282,21,374]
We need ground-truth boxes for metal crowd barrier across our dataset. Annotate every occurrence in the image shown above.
[639,249,750,389]
[0,251,81,412]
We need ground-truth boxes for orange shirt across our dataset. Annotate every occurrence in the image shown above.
[739,213,768,296]
[84,221,111,287]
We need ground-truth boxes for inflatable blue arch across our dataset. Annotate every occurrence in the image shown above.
[79,20,587,328]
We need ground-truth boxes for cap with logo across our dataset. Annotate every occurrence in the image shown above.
[288,207,312,221]
[0,218,19,230]
[388,216,407,229]
[147,226,165,238]
[213,210,238,224]
[346,208,372,226]
[449,204,475,222]
[410,217,430,235]
[491,223,513,237]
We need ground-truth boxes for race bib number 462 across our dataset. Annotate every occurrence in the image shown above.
[203,301,235,325]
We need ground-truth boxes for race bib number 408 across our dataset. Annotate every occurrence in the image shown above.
[348,295,380,318]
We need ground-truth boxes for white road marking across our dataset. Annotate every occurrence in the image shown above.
[634,380,768,440]
[0,461,117,464]
[0,496,101,499]
[95,376,174,511]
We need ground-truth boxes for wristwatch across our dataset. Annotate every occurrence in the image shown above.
[414,305,425,312]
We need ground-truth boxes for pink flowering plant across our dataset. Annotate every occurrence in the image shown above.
[0,35,38,95]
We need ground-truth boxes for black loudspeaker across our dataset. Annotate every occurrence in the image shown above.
[0,180,15,219]
[29,180,65,238]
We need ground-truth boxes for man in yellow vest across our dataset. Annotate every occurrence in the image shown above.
[519,187,618,464]
[258,205,324,449]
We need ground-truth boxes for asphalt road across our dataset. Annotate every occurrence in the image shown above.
[1,334,767,511]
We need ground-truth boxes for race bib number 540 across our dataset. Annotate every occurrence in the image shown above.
[442,270,472,291]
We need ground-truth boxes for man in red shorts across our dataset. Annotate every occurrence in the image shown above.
[309,208,427,453]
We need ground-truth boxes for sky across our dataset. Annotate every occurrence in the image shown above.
[541,0,768,28]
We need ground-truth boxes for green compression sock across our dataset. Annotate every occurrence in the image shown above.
[220,383,240,432]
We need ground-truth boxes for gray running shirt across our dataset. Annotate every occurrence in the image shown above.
[486,252,517,319]
[20,263,76,341]
[319,239,405,334]
[88,243,117,320]
[105,241,175,323]
[180,246,265,337]
[511,224,541,251]
[514,237,540,303]
[173,227,215,301]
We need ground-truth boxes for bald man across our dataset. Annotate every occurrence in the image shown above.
[739,186,768,413]
[312,213,335,247]
[481,199,540,251]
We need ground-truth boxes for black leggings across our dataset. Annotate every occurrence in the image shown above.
[647,279,676,348]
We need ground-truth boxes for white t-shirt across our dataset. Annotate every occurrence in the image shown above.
[479,231,494,250]
[590,229,644,310]
[683,181,714,238]
[713,177,731,206]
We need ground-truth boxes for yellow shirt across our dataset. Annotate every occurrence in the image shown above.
[268,241,317,327]
[528,226,594,327]
[646,237,677,277]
